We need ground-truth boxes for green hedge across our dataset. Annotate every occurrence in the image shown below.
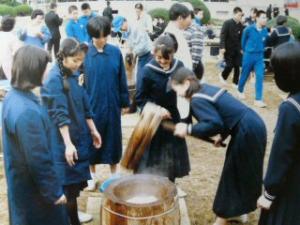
[267,16,300,40]
[0,4,31,16]
[14,4,32,16]
[176,0,210,24]
[149,0,211,24]
[149,8,169,22]
[0,4,16,16]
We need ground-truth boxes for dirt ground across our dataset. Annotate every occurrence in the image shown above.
[0,62,283,225]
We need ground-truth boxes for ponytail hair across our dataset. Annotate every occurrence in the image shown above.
[56,38,88,91]
[171,67,201,98]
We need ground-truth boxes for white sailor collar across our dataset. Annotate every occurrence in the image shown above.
[146,59,179,74]
[192,88,226,103]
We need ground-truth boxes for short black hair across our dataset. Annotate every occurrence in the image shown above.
[171,67,200,98]
[11,46,50,91]
[256,10,266,18]
[135,3,143,10]
[81,3,91,10]
[0,16,15,32]
[31,9,44,20]
[271,42,300,93]
[194,8,203,14]
[68,5,78,14]
[169,3,190,21]
[233,7,242,14]
[154,33,178,59]
[87,16,111,38]
[276,15,287,25]
[49,2,57,10]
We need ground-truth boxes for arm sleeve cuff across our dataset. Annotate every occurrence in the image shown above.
[264,190,276,201]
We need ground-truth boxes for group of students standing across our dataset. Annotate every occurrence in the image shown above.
[219,7,293,108]
[1,2,300,225]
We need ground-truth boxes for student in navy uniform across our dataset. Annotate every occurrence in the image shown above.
[257,42,300,225]
[79,3,97,42]
[66,5,87,43]
[41,38,102,225]
[2,46,69,225]
[135,34,190,182]
[266,15,292,48]
[84,16,130,190]
[170,67,266,225]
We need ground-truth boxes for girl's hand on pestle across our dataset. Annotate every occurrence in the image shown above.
[174,123,188,138]
[257,195,273,210]
[214,136,224,148]
[55,194,67,205]
[91,130,102,149]
[160,107,171,119]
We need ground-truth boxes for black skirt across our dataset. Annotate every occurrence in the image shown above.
[135,126,190,181]
[213,109,266,218]
[63,181,88,200]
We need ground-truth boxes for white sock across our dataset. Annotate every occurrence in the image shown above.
[90,172,96,180]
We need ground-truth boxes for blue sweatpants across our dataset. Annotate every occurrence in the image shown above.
[238,52,265,100]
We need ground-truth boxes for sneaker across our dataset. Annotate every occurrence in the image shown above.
[236,90,246,100]
[218,73,227,85]
[254,100,267,108]
[228,214,249,223]
[85,179,96,191]
[78,211,93,223]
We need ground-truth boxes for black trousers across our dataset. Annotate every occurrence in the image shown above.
[48,37,60,57]
[221,51,241,85]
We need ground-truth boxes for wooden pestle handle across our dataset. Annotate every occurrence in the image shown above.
[161,121,227,147]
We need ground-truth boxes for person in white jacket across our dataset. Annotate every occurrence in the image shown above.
[164,3,193,70]
[0,16,22,80]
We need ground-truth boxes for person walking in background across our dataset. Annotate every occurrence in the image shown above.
[112,16,152,84]
[102,1,113,23]
[134,3,153,34]
[0,16,22,80]
[18,9,51,49]
[237,10,269,108]
[182,2,205,81]
[45,2,63,59]
[79,3,97,42]
[257,42,300,225]
[2,45,69,225]
[164,3,193,69]
[219,7,244,88]
[66,5,87,44]
[84,17,129,190]
[244,7,257,26]
[194,7,204,26]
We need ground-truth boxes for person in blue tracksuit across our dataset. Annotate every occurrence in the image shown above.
[2,46,69,225]
[135,34,190,182]
[84,17,130,190]
[257,42,300,225]
[79,3,97,42]
[18,9,51,49]
[237,10,269,108]
[66,5,88,44]
[41,38,102,225]
[171,67,266,225]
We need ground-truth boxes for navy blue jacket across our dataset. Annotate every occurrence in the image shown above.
[41,63,92,185]
[242,24,269,54]
[84,43,129,164]
[190,84,248,139]
[2,89,69,225]
[267,25,291,48]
